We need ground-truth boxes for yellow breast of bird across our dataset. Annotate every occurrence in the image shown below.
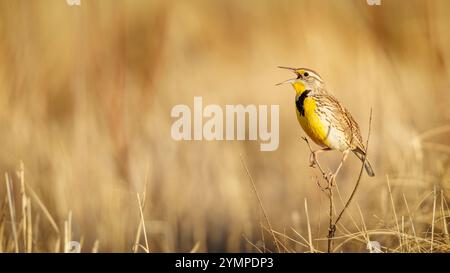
[295,96,330,148]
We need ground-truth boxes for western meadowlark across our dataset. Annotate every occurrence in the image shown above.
[277,67,375,182]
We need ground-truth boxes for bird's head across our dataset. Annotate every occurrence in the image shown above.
[276,67,324,94]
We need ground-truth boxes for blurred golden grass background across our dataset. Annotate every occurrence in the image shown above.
[0,0,450,252]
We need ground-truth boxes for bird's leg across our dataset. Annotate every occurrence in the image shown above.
[329,149,349,186]
[309,147,331,168]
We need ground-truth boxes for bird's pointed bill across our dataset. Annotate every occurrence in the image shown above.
[276,66,299,85]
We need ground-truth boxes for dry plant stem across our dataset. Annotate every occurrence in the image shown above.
[332,109,373,250]
[303,108,373,253]
[431,186,437,253]
[25,183,59,235]
[240,155,281,253]
[136,193,150,253]
[302,137,335,252]
[327,186,334,253]
[334,109,373,227]
[304,198,315,253]
[5,174,19,253]
[440,190,449,244]
[133,177,149,253]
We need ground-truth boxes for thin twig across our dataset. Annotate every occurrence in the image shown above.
[302,137,335,252]
[334,108,373,226]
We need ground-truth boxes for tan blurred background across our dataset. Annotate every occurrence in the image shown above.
[0,0,449,252]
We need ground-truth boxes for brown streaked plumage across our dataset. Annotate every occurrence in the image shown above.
[278,67,375,180]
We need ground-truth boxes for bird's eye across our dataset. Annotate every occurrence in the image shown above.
[304,72,309,77]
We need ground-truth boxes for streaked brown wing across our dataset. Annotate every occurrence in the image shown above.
[342,106,365,151]
[313,93,365,151]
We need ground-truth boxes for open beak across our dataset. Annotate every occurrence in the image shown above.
[276,66,300,86]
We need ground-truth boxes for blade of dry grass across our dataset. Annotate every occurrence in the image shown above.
[133,177,148,253]
[0,221,4,252]
[190,241,201,253]
[26,197,32,253]
[18,163,27,252]
[290,227,316,249]
[440,190,449,244]
[417,124,450,140]
[261,226,290,253]
[92,240,99,253]
[240,155,281,253]
[242,236,263,253]
[5,174,19,253]
[386,175,402,251]
[334,184,363,234]
[304,198,315,253]
[431,186,437,252]
[332,229,443,252]
[402,193,421,252]
[356,203,370,247]
[25,183,59,235]
[136,193,149,253]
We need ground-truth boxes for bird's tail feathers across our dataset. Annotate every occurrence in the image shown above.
[352,148,375,177]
